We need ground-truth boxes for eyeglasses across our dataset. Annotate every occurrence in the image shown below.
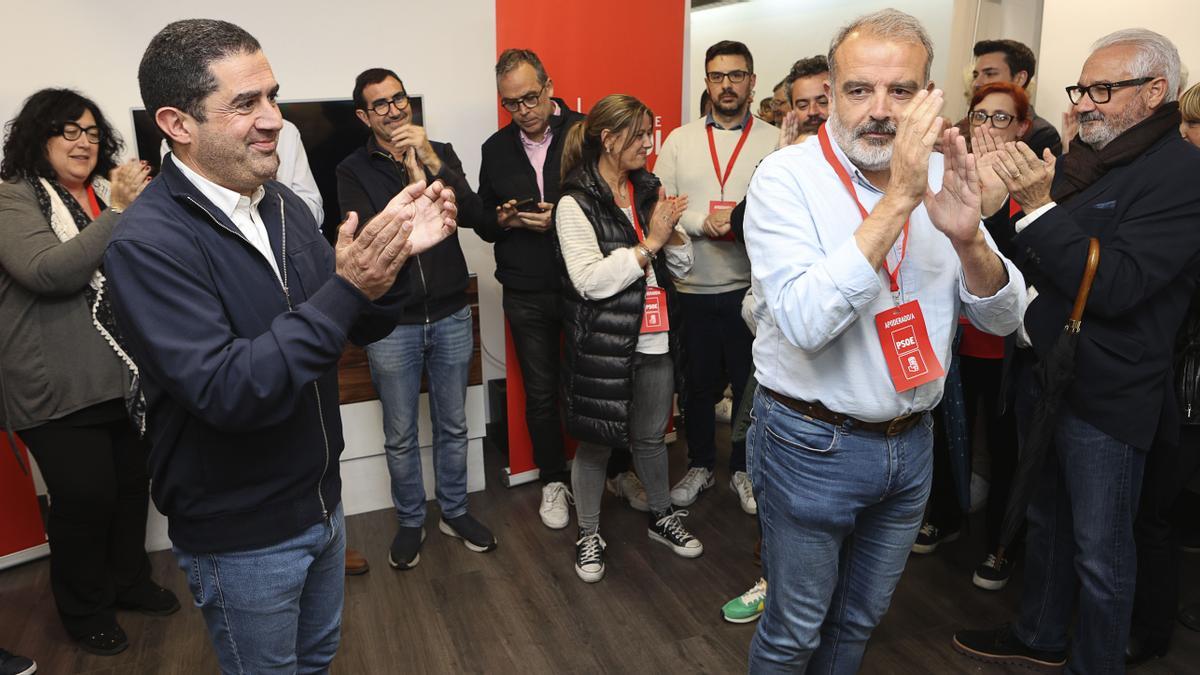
[968,110,1016,129]
[1066,77,1154,105]
[59,122,101,144]
[706,70,750,84]
[367,93,410,116]
[500,84,547,113]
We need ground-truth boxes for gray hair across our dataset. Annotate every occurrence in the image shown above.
[828,9,934,85]
[495,48,548,85]
[1091,28,1181,103]
[139,19,261,124]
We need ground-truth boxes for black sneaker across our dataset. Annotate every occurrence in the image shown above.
[953,624,1067,669]
[388,526,425,570]
[648,508,703,558]
[972,553,1012,591]
[0,648,36,675]
[439,513,498,553]
[575,529,607,583]
[911,522,960,554]
[116,581,180,616]
[72,623,129,657]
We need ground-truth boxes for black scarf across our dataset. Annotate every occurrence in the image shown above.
[1053,101,1182,203]
[26,176,146,435]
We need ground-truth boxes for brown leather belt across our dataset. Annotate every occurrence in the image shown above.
[763,388,924,437]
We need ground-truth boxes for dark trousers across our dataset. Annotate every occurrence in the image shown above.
[927,356,1020,551]
[19,402,153,637]
[503,288,631,483]
[504,289,570,484]
[679,289,753,472]
[1131,425,1200,649]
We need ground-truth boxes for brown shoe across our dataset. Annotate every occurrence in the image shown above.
[345,547,370,576]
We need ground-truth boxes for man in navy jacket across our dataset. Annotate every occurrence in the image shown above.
[954,29,1200,673]
[105,20,456,672]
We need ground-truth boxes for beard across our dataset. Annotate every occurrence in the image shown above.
[800,113,828,134]
[712,87,748,117]
[1078,96,1150,150]
[827,112,896,172]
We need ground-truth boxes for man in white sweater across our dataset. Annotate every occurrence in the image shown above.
[655,40,778,514]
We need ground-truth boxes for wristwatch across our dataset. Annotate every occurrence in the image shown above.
[636,244,656,261]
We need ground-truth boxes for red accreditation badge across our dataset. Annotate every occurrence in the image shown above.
[874,300,945,392]
[708,200,737,242]
[641,286,670,334]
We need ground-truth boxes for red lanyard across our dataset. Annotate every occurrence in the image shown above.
[623,179,645,242]
[817,124,909,293]
[85,184,102,218]
[706,116,754,201]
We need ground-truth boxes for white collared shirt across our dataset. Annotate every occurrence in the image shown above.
[743,135,1026,422]
[171,154,281,282]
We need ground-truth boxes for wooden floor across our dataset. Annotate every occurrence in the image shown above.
[2,427,1198,674]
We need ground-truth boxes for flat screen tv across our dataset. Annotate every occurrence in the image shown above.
[130,97,425,244]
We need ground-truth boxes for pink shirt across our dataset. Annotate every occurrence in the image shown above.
[519,101,560,200]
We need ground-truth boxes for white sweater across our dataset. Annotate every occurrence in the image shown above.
[655,115,778,294]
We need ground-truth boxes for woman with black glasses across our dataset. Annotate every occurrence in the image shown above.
[0,88,175,656]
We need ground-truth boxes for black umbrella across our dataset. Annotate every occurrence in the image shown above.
[995,238,1100,562]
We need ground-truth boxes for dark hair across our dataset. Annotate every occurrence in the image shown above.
[1,88,123,182]
[970,81,1031,121]
[496,49,548,85]
[705,40,754,74]
[560,94,654,182]
[973,39,1037,86]
[784,55,830,104]
[353,68,404,110]
[138,19,262,124]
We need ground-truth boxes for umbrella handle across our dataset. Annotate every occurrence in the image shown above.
[1068,238,1101,330]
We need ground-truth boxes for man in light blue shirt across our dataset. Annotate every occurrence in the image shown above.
[742,9,1026,672]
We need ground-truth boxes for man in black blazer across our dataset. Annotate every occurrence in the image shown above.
[477,50,582,531]
[954,29,1200,673]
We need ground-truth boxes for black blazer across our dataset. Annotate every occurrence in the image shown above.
[1013,130,1200,449]
[472,99,585,291]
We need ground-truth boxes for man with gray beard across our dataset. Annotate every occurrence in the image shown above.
[953,29,1200,674]
[741,9,1026,671]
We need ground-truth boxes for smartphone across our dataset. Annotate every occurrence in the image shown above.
[514,198,545,213]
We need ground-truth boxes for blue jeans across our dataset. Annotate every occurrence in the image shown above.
[366,306,474,527]
[175,504,346,674]
[1013,375,1146,674]
[679,289,754,472]
[747,387,933,673]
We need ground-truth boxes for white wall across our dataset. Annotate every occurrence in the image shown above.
[1036,0,1200,133]
[2,0,505,550]
[688,0,960,118]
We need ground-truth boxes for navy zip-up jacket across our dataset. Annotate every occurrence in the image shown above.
[104,156,391,554]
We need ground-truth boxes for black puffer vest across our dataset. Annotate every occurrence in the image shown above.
[558,163,686,447]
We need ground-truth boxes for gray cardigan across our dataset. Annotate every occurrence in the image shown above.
[0,180,127,430]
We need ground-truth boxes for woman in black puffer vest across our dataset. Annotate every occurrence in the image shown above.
[555,95,700,583]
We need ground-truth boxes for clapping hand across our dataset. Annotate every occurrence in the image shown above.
[970,125,1010,217]
[889,89,946,204]
[776,110,802,148]
[1061,111,1080,154]
[109,159,152,210]
[992,142,1056,212]
[392,179,458,254]
[925,127,983,246]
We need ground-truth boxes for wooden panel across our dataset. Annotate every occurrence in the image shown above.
[337,275,482,405]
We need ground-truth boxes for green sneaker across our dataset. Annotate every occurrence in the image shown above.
[721,577,767,624]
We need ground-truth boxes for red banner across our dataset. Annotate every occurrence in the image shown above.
[1,434,47,567]
[496,0,686,483]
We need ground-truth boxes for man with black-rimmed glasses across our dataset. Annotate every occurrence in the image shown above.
[336,67,497,573]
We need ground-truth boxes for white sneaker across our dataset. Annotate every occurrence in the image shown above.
[730,471,757,515]
[605,471,649,512]
[714,396,733,423]
[670,467,715,507]
[539,481,572,530]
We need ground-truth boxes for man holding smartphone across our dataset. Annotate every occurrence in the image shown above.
[473,50,645,529]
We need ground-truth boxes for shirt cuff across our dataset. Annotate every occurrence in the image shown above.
[827,237,883,311]
[1014,201,1057,233]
